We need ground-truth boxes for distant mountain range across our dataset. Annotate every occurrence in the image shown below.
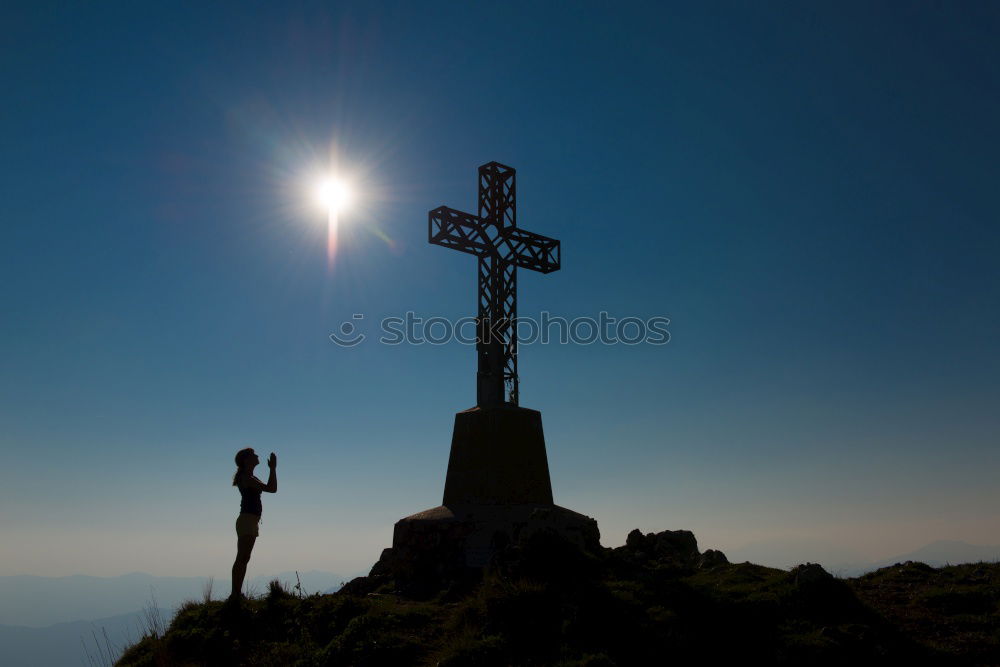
[727,539,1000,577]
[0,570,357,667]
[0,608,170,667]
[0,570,354,628]
[864,540,1000,573]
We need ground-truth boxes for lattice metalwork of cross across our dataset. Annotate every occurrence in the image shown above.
[428,162,561,407]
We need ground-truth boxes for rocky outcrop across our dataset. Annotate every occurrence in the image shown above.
[617,528,726,570]
[699,548,729,569]
[791,562,834,587]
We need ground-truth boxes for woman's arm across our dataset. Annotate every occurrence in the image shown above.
[247,473,276,493]
[245,453,278,493]
[263,452,277,493]
[261,452,278,493]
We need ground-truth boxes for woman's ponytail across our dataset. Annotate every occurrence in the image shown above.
[233,448,254,486]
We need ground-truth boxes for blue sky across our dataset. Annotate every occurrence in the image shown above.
[1,1,998,577]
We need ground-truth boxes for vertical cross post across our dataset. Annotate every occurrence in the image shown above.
[429,162,560,406]
[477,163,517,406]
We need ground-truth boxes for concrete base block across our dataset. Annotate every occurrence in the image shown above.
[373,503,601,581]
[443,405,553,506]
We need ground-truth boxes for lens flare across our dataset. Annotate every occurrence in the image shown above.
[311,177,354,266]
[314,178,352,216]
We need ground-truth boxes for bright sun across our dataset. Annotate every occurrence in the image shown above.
[314,177,353,217]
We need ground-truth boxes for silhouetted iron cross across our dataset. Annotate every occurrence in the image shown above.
[429,162,561,407]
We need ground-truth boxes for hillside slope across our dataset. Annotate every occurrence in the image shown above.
[117,530,999,666]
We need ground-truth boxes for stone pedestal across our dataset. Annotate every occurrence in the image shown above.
[373,405,600,583]
[444,405,553,506]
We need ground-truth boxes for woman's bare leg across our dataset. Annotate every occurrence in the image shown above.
[231,535,257,598]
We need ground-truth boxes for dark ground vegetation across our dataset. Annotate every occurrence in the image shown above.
[117,532,1000,666]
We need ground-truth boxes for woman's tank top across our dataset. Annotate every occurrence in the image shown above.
[238,480,263,516]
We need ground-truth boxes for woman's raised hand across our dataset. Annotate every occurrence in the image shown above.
[268,452,277,469]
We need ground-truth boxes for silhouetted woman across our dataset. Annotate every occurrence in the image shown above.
[230,447,277,600]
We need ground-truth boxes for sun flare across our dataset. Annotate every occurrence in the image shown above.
[310,175,354,266]
[314,177,353,216]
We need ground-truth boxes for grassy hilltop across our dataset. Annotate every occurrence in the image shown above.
[118,531,1000,666]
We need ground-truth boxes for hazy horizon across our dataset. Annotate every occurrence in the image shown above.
[3,2,998,581]
[3,516,997,579]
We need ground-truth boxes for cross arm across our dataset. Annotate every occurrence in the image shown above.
[428,206,491,257]
[499,227,561,274]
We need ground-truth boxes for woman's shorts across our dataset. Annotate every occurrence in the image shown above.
[236,513,260,537]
